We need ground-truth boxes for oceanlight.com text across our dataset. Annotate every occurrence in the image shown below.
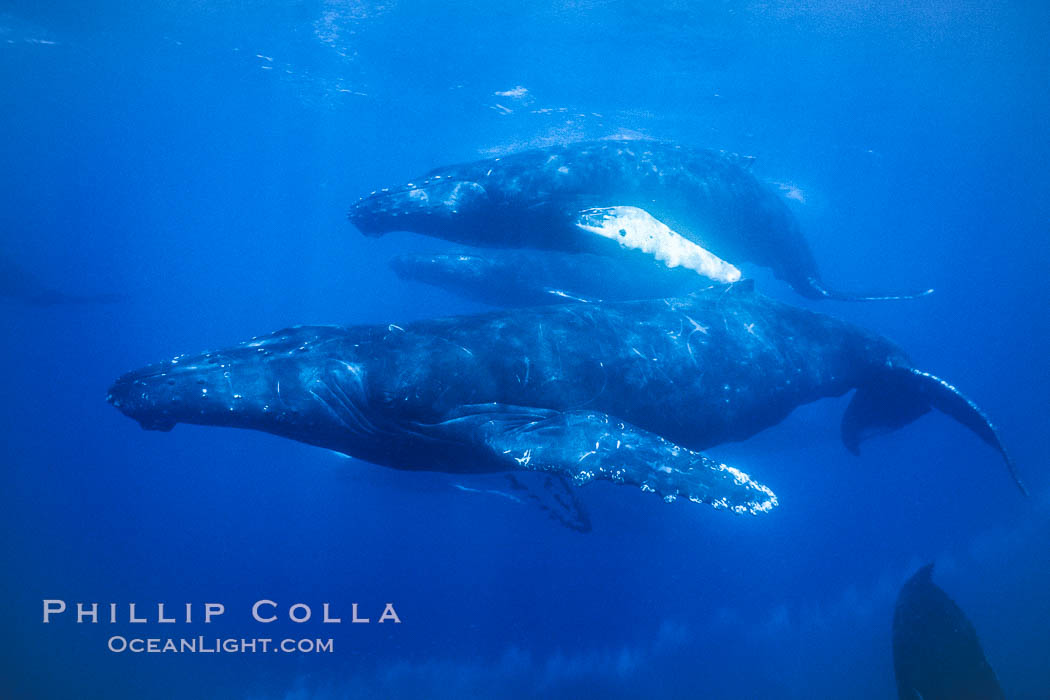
[107,636,334,654]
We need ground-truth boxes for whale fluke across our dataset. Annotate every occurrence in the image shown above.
[842,366,1025,495]
[804,276,935,302]
[907,368,1026,496]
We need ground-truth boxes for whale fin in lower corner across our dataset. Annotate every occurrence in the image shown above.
[416,403,777,515]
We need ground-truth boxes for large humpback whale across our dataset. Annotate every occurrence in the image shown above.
[893,564,1005,700]
[107,284,1022,513]
[349,140,932,301]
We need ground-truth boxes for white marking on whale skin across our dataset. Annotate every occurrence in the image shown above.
[772,181,806,203]
[545,289,593,303]
[575,206,742,283]
[494,86,528,98]
[451,483,524,503]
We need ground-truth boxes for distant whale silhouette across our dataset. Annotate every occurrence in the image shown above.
[349,139,932,301]
[0,254,124,307]
[893,564,1005,700]
[389,249,700,306]
[107,283,1023,516]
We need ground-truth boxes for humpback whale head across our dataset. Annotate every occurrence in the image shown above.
[107,327,371,453]
[348,177,489,240]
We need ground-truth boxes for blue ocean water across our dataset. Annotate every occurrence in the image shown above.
[1,1,1047,698]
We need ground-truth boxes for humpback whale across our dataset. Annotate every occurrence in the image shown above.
[107,284,1022,513]
[893,564,1005,700]
[389,249,701,306]
[349,140,932,301]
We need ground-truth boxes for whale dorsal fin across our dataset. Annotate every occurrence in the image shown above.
[915,563,935,584]
[721,151,756,170]
[730,279,756,294]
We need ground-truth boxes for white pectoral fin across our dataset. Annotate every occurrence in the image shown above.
[575,206,741,283]
[419,404,777,514]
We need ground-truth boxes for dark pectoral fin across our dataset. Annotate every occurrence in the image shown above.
[450,472,592,533]
[505,473,592,533]
[421,404,777,514]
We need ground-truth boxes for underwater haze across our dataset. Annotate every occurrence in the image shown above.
[1,1,1048,698]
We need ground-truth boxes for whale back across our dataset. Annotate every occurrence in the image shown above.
[365,282,873,452]
[428,141,813,269]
